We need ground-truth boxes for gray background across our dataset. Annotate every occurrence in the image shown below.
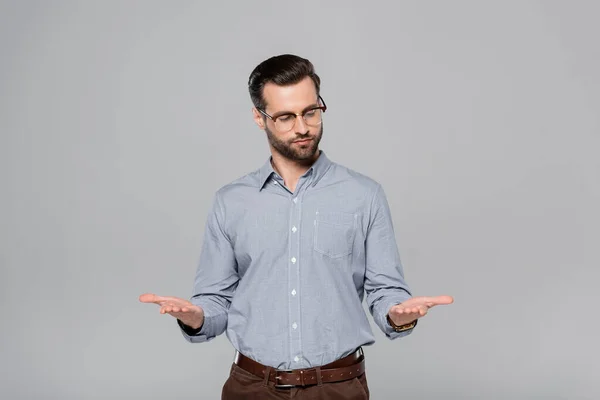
[1,1,598,399]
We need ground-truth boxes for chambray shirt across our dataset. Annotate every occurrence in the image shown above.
[178,150,415,369]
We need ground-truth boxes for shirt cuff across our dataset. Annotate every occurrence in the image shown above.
[177,318,211,343]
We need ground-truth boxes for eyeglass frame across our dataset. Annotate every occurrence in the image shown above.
[256,95,327,132]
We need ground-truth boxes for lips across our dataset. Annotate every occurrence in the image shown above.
[293,138,312,144]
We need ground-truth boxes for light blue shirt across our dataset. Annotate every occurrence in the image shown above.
[179,150,415,369]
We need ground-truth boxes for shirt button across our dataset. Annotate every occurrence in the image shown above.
[293,198,297,203]
[292,322,297,329]
[291,257,296,263]
[292,226,297,233]
[294,356,299,362]
[291,289,296,296]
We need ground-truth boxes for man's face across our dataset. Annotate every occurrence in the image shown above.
[253,76,323,162]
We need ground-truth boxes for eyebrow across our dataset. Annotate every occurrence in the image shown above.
[271,103,320,119]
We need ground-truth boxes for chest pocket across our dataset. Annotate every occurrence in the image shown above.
[313,211,357,258]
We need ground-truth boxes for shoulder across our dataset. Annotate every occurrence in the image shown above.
[213,167,262,200]
[327,160,383,195]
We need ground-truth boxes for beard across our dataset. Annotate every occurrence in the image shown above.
[265,123,323,162]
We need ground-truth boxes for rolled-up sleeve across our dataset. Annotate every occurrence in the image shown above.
[364,184,415,339]
[179,190,239,343]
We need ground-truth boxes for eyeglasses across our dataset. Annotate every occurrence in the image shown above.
[257,95,327,132]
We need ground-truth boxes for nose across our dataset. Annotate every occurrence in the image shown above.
[294,115,309,134]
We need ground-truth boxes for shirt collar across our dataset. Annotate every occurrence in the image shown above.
[258,150,332,191]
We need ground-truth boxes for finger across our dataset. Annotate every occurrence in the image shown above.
[433,295,454,304]
[392,307,415,316]
[139,293,160,303]
[161,304,175,314]
[422,295,454,306]
[395,305,419,313]
[165,303,188,314]
[141,293,178,305]
[140,294,187,305]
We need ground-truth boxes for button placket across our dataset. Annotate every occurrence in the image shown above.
[288,177,309,368]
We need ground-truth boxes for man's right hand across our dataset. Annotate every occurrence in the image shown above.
[139,293,205,330]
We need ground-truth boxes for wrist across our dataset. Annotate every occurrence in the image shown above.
[186,314,204,330]
[387,313,418,332]
[186,321,203,330]
[178,318,204,335]
[179,310,204,331]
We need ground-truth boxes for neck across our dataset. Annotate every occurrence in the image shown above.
[270,149,320,193]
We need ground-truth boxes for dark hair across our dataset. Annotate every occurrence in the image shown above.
[248,54,321,111]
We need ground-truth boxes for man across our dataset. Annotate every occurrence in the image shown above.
[140,54,453,399]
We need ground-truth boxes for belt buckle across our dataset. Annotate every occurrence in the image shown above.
[274,369,296,389]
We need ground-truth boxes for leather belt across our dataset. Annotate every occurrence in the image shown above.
[233,348,365,388]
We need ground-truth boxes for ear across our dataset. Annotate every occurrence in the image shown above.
[252,108,266,130]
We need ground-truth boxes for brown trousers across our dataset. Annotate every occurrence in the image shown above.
[221,363,370,399]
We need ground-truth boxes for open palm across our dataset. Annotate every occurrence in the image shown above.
[388,295,454,326]
[139,293,204,329]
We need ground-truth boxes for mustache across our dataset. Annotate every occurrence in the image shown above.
[292,134,312,142]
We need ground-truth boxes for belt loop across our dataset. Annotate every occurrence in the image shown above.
[315,366,323,387]
[262,366,272,387]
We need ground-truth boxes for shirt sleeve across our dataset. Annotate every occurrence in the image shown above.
[364,184,416,339]
[179,190,239,343]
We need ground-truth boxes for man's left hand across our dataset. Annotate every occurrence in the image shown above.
[388,295,454,326]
